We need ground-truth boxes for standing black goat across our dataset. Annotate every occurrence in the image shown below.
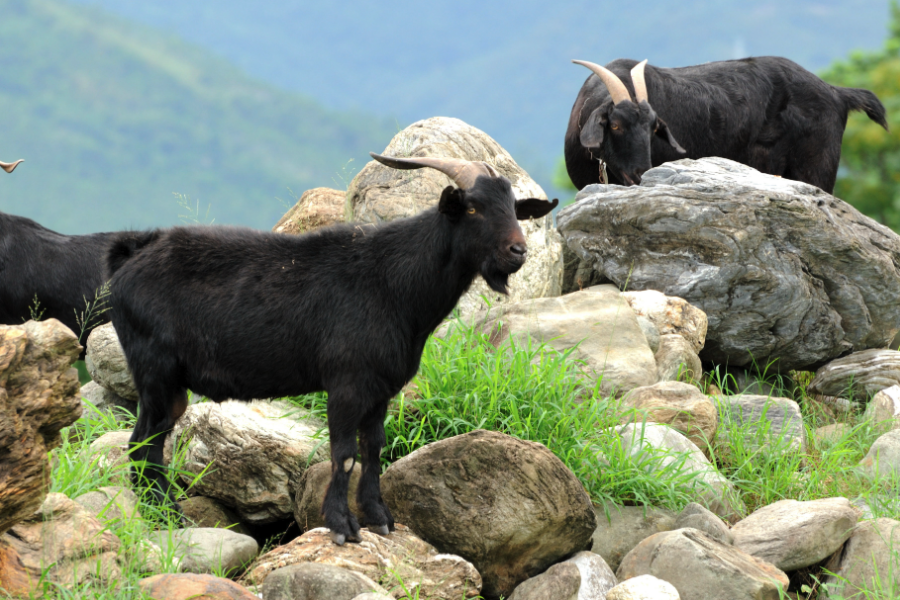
[564,57,888,192]
[107,154,557,544]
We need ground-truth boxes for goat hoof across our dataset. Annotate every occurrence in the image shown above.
[330,531,347,546]
[369,524,390,536]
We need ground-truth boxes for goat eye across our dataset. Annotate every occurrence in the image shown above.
[611,123,619,131]
[467,207,476,215]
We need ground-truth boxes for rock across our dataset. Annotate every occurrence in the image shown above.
[813,423,852,447]
[558,157,900,372]
[84,322,137,401]
[859,429,900,479]
[262,563,389,600]
[380,430,596,598]
[591,502,677,572]
[242,524,482,600]
[79,380,137,420]
[605,575,681,600]
[823,518,900,599]
[621,290,708,353]
[617,528,789,600]
[181,496,251,536]
[88,430,133,473]
[809,349,900,400]
[139,573,259,600]
[0,493,121,596]
[868,384,900,431]
[634,316,660,353]
[613,423,745,521]
[655,334,703,383]
[0,319,82,536]
[620,381,717,451]
[167,399,329,524]
[507,562,581,600]
[563,551,617,600]
[731,497,858,572]
[462,285,658,396]
[351,594,393,600]
[294,461,362,532]
[714,395,806,456]
[347,116,563,316]
[149,527,259,575]
[675,503,733,545]
[73,486,139,522]
[273,187,346,235]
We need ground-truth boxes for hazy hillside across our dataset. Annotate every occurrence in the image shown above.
[68,0,892,195]
[0,0,394,233]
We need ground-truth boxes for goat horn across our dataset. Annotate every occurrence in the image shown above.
[369,153,499,190]
[631,59,649,103]
[0,159,23,173]
[572,60,631,105]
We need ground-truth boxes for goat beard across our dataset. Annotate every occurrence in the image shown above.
[480,259,518,295]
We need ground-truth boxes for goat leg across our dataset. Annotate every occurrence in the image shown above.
[322,389,363,545]
[357,404,394,535]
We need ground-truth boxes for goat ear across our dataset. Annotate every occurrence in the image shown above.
[655,117,686,154]
[515,198,558,220]
[438,185,465,220]
[580,106,608,148]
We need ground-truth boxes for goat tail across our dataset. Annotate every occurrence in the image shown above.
[107,231,160,276]
[838,87,889,131]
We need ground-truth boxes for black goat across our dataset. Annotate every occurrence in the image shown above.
[564,56,888,192]
[107,155,557,544]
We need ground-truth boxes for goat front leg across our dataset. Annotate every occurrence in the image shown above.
[322,387,364,545]
[357,402,394,535]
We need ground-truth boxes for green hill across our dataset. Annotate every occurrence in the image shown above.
[0,0,395,233]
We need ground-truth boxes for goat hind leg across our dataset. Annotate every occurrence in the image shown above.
[130,387,188,515]
[356,403,394,535]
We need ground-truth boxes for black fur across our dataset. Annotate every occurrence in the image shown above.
[107,176,556,542]
[565,56,889,192]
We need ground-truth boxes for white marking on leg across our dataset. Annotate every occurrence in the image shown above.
[343,457,355,472]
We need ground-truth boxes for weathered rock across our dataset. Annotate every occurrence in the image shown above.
[563,551,617,600]
[813,423,852,447]
[613,423,745,521]
[507,562,580,600]
[558,157,900,371]
[620,381,717,451]
[809,349,900,400]
[823,518,900,599]
[242,524,482,600]
[79,380,137,420]
[617,528,789,600]
[731,498,858,572]
[380,430,596,598]
[621,290,708,354]
[294,460,362,532]
[859,429,900,479]
[167,400,329,523]
[273,187,346,235]
[352,594,393,600]
[181,496,250,536]
[73,486,139,522]
[0,319,82,536]
[88,430,133,474]
[591,503,677,572]
[605,575,680,600]
[262,563,389,600]
[868,384,900,431]
[0,493,121,596]
[462,285,658,396]
[149,527,259,575]
[140,573,259,600]
[655,334,703,383]
[715,395,806,456]
[347,116,563,315]
[675,503,733,546]
[84,322,137,401]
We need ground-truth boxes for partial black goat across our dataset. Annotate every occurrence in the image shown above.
[107,154,557,544]
[564,57,888,193]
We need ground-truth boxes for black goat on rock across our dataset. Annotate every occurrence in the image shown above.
[564,57,888,192]
[107,154,557,544]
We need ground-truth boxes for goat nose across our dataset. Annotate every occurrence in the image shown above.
[510,243,527,257]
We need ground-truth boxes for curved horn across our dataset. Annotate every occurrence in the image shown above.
[572,59,631,105]
[369,152,499,190]
[630,59,649,103]
[0,159,23,174]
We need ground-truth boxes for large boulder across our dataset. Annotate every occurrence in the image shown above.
[262,563,389,600]
[273,187,346,235]
[557,157,900,371]
[148,528,259,575]
[84,322,138,401]
[823,518,900,599]
[809,349,900,400]
[0,320,82,536]
[380,430,596,598]
[714,395,806,457]
[347,116,563,315]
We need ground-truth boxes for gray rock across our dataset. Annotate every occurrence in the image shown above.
[675,503,733,545]
[149,527,259,576]
[810,350,900,400]
[558,157,900,371]
[731,498,858,572]
[293,460,362,532]
[813,423,852,447]
[351,595,393,600]
[348,116,563,316]
[591,503,677,571]
[617,528,789,600]
[261,563,388,600]
[634,315,661,353]
[621,289,708,354]
[380,430,596,599]
[563,551,617,600]
[823,518,900,599]
[859,429,900,479]
[715,394,806,456]
[88,430,133,476]
[507,562,581,600]
[605,575,680,600]
[655,334,703,384]
[80,381,137,420]
[180,496,251,536]
[84,323,138,401]
[619,381,717,452]
[73,486,139,522]
[868,384,900,431]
